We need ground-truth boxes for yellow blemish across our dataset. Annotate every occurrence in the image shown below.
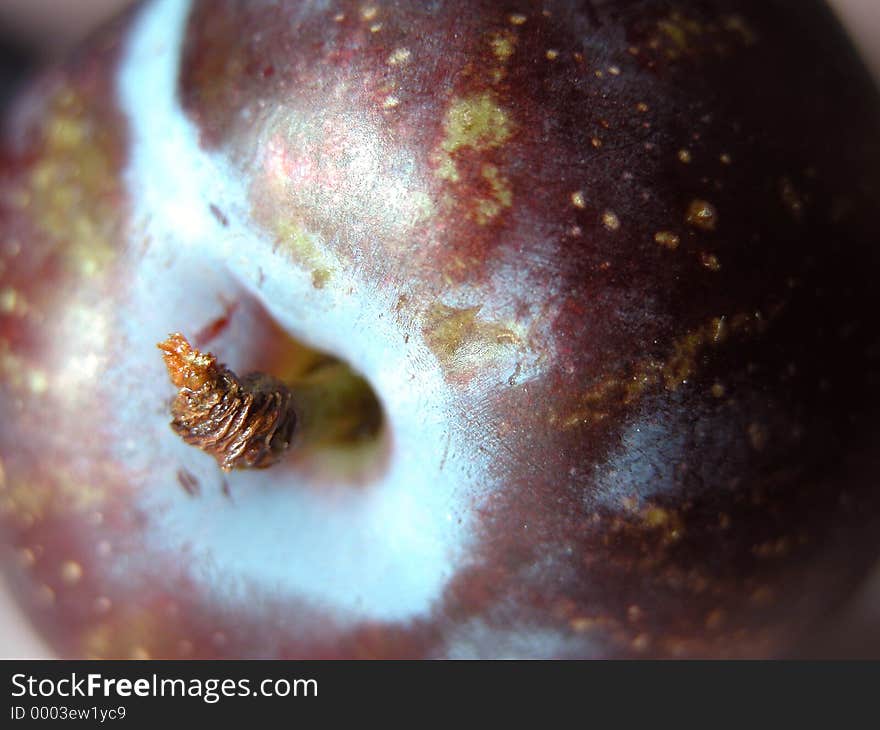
[748,422,769,451]
[722,15,757,44]
[636,102,649,113]
[383,95,400,109]
[273,219,334,281]
[561,311,771,428]
[36,585,55,606]
[440,92,512,156]
[81,607,166,659]
[546,49,559,60]
[571,191,586,209]
[473,164,513,225]
[654,231,680,249]
[27,370,49,395]
[711,382,726,398]
[719,152,732,165]
[0,287,28,317]
[658,11,704,51]
[490,31,517,63]
[509,13,527,25]
[361,6,378,21]
[608,65,621,76]
[422,304,521,379]
[701,252,721,271]
[433,93,515,224]
[311,268,331,289]
[591,137,602,148]
[686,199,718,231]
[27,88,121,278]
[779,177,804,220]
[60,560,83,584]
[678,149,692,164]
[18,548,36,568]
[602,211,621,231]
[387,47,411,65]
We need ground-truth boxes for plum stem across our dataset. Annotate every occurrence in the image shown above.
[157,333,297,472]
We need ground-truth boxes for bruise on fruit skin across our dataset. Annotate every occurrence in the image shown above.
[158,333,297,472]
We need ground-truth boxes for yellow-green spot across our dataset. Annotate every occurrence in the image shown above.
[422,303,520,379]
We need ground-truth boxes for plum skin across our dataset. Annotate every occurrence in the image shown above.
[0,0,879,658]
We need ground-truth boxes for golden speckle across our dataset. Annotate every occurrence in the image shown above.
[386,47,411,65]
[438,92,512,161]
[700,252,721,271]
[594,70,604,78]
[636,102,649,113]
[36,584,55,606]
[360,6,378,21]
[94,596,112,614]
[472,164,513,224]
[509,13,527,25]
[719,152,732,165]
[570,191,586,209]
[723,14,757,44]
[602,210,621,231]
[570,617,595,633]
[18,548,35,568]
[686,199,718,231]
[490,31,516,63]
[748,422,768,452]
[60,560,83,584]
[711,382,726,398]
[779,177,804,220]
[591,137,602,148]
[608,65,621,76]
[382,95,400,109]
[677,149,692,164]
[0,287,19,313]
[370,22,383,33]
[27,370,49,395]
[545,49,559,60]
[654,231,680,249]
[705,609,726,631]
[333,13,345,22]
[751,586,774,606]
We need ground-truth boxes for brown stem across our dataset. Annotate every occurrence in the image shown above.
[157,333,297,472]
